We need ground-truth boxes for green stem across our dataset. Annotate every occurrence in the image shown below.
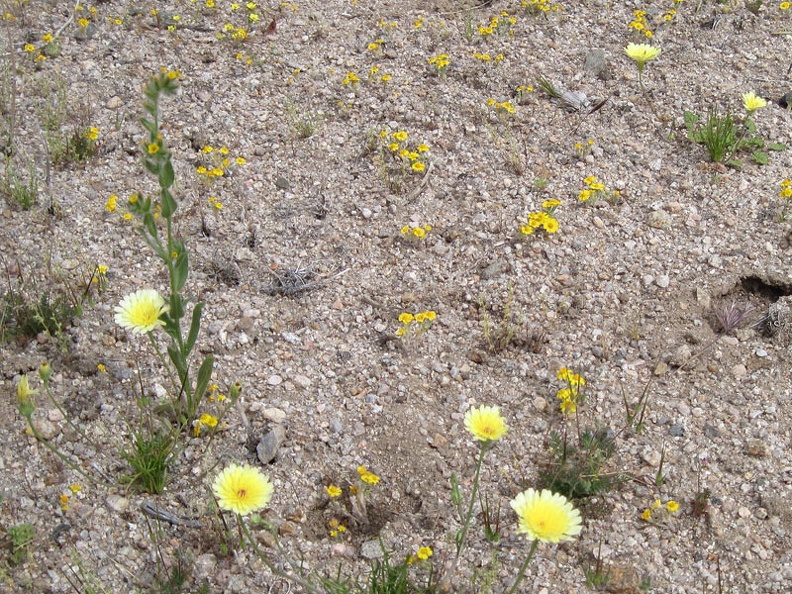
[455,441,488,560]
[507,539,539,594]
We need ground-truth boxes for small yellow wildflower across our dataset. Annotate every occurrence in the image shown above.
[357,466,380,485]
[147,143,160,155]
[97,364,107,373]
[24,43,35,52]
[464,405,508,442]
[105,195,118,212]
[666,500,680,512]
[412,162,426,172]
[326,485,342,497]
[416,546,433,560]
[641,509,652,521]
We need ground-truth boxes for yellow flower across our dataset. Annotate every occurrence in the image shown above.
[624,43,661,69]
[24,43,35,52]
[392,131,408,142]
[398,312,415,324]
[236,157,246,165]
[69,484,82,493]
[417,143,430,153]
[357,466,380,485]
[213,464,273,515]
[464,405,508,442]
[542,199,561,209]
[17,375,38,401]
[105,194,117,212]
[423,310,436,321]
[85,127,99,141]
[219,146,229,155]
[742,91,767,113]
[199,413,218,427]
[542,217,559,234]
[97,363,106,373]
[666,500,680,512]
[416,546,433,560]
[782,1,791,9]
[412,162,426,172]
[77,18,89,27]
[412,227,425,238]
[510,488,582,543]
[415,312,426,323]
[559,398,576,414]
[42,33,53,42]
[147,143,160,154]
[326,485,342,497]
[388,142,400,152]
[641,509,652,521]
[113,289,168,335]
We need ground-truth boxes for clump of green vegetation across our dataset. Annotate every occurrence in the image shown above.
[4,523,35,566]
[539,368,620,499]
[0,162,38,210]
[684,92,786,167]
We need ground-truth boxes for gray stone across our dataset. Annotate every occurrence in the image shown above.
[275,176,290,190]
[106,494,130,513]
[360,539,385,560]
[31,413,60,440]
[257,425,287,464]
[669,425,685,437]
[583,49,607,78]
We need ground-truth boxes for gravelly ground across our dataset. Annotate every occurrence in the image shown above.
[1,1,792,592]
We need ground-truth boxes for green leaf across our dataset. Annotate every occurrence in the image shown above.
[173,249,188,293]
[683,110,698,130]
[160,158,175,191]
[751,151,768,165]
[185,302,204,357]
[143,158,159,175]
[193,355,214,409]
[768,143,787,151]
[141,118,157,135]
[167,344,187,380]
[726,158,743,169]
[161,187,177,219]
[169,292,184,321]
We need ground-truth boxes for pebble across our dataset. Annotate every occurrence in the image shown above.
[655,275,670,289]
[257,425,287,464]
[746,440,767,457]
[263,408,287,423]
[267,375,283,386]
[31,414,60,440]
[105,494,130,513]
[193,554,217,579]
[292,375,312,389]
[731,364,747,378]
[360,539,385,560]
[533,396,547,411]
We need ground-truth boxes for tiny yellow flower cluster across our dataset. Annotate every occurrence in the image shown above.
[192,412,219,437]
[522,0,564,14]
[196,145,246,180]
[377,19,399,28]
[328,518,347,537]
[782,2,791,10]
[473,51,505,63]
[641,499,680,521]
[578,176,618,204]
[556,367,586,414]
[367,38,384,52]
[515,84,535,103]
[342,71,360,86]
[629,9,653,38]
[487,98,516,116]
[428,53,450,74]
[357,465,380,485]
[396,310,437,337]
[208,196,223,210]
[478,12,517,36]
[520,200,561,236]
[780,179,792,199]
[379,128,430,173]
[220,23,249,41]
[573,139,595,159]
[84,126,100,141]
[368,65,392,83]
[401,223,432,239]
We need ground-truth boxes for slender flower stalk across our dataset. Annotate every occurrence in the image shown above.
[455,405,508,559]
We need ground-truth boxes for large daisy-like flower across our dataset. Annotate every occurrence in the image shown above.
[464,405,508,443]
[213,464,274,515]
[742,91,767,114]
[114,289,168,335]
[510,488,582,543]
[624,43,661,71]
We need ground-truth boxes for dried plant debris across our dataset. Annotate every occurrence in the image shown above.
[761,296,792,346]
[262,265,349,296]
[712,300,755,335]
[537,76,607,115]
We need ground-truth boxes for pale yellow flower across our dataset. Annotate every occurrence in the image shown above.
[114,289,168,334]
[464,405,508,442]
[213,464,273,515]
[625,43,661,70]
[742,91,767,113]
[510,488,582,543]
